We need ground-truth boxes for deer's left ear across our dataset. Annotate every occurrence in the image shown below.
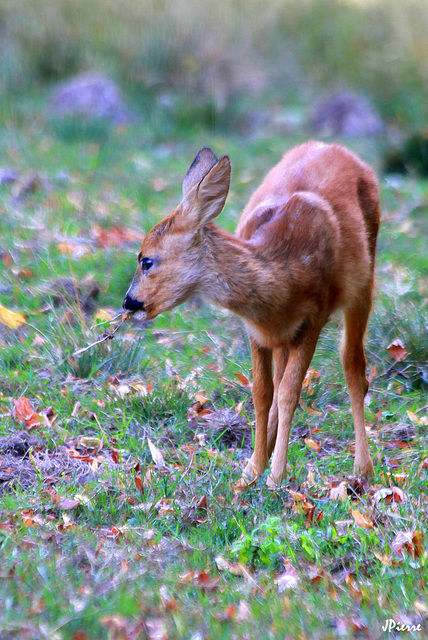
[194,155,231,225]
[182,147,219,198]
[181,155,231,228]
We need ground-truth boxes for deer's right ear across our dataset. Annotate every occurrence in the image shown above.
[182,147,218,198]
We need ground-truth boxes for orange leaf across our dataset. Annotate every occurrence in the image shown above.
[351,509,374,529]
[386,338,408,362]
[304,437,322,452]
[412,530,424,558]
[302,369,321,394]
[13,397,42,430]
[233,373,252,388]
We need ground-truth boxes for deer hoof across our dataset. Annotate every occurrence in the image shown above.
[235,459,265,489]
[354,457,374,477]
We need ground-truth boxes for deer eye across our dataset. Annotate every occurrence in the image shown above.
[140,257,154,273]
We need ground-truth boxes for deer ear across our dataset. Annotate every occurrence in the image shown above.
[194,155,231,225]
[182,147,218,198]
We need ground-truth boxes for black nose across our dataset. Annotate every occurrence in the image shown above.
[123,295,144,312]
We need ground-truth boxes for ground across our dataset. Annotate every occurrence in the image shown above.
[0,102,427,639]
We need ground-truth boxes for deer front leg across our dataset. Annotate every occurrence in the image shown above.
[268,327,321,488]
[239,340,273,486]
[266,347,289,458]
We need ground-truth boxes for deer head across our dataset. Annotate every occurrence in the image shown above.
[123,148,231,320]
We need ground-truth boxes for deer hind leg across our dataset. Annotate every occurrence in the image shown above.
[266,347,289,458]
[341,295,374,477]
[268,325,321,488]
[239,339,273,485]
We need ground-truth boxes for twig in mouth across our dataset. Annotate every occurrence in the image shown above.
[72,314,132,357]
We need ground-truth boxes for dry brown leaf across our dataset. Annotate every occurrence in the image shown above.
[13,397,42,430]
[275,561,300,592]
[412,530,424,558]
[235,600,251,623]
[159,585,178,613]
[351,509,374,529]
[157,498,175,517]
[374,552,393,565]
[57,241,89,259]
[147,438,166,469]
[345,573,362,602]
[146,618,168,640]
[392,530,414,558]
[92,224,144,248]
[372,486,407,504]
[330,481,348,501]
[302,369,321,394]
[418,458,428,477]
[194,391,209,404]
[386,338,408,362]
[304,437,322,452]
[180,570,220,592]
[391,530,423,559]
[233,372,252,388]
[56,497,81,510]
[215,556,258,588]
[289,489,314,512]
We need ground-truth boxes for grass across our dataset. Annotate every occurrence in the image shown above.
[0,97,427,640]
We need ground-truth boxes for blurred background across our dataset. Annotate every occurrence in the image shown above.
[1,0,428,154]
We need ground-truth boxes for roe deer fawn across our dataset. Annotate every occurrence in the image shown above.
[123,142,380,487]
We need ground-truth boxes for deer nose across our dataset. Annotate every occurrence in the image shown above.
[123,295,145,312]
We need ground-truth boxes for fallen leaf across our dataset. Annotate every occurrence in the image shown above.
[302,369,321,394]
[235,600,251,623]
[194,391,209,404]
[215,556,258,588]
[392,530,414,558]
[414,600,428,615]
[412,530,424,558]
[386,339,408,362]
[146,617,168,640]
[233,372,252,388]
[304,437,322,452]
[56,497,81,510]
[418,458,428,477]
[159,585,178,612]
[91,225,144,248]
[147,438,166,469]
[407,410,421,425]
[345,573,362,602]
[13,397,42,430]
[372,486,407,504]
[0,305,26,329]
[275,561,300,592]
[180,571,220,592]
[57,241,89,259]
[330,481,348,501]
[351,509,374,529]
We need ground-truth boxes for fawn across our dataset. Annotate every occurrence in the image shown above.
[123,142,380,487]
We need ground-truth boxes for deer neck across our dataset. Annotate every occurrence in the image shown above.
[198,223,282,322]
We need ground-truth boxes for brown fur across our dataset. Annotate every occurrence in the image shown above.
[124,141,380,486]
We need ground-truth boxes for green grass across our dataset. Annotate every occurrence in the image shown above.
[0,100,427,640]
